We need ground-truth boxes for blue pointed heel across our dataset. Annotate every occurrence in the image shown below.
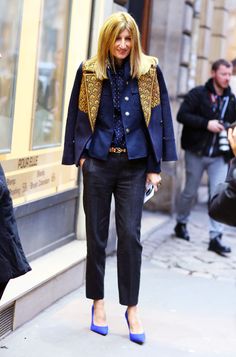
[125,310,145,344]
[90,305,108,336]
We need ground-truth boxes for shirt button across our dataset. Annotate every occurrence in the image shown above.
[124,96,129,101]
[125,111,130,116]
[126,128,130,133]
[126,81,129,85]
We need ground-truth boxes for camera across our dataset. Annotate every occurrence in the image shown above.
[218,121,231,152]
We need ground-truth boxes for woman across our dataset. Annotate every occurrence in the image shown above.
[62,12,177,344]
[0,164,31,300]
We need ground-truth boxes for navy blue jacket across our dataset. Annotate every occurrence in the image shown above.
[62,60,177,172]
[0,165,31,282]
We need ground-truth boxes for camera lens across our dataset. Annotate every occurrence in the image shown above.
[219,129,230,151]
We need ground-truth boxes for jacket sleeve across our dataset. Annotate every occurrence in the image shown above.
[62,63,83,165]
[209,158,236,226]
[146,152,161,173]
[156,66,178,161]
[177,87,209,130]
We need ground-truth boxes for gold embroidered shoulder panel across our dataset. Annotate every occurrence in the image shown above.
[138,66,160,126]
[83,59,97,73]
[78,61,102,131]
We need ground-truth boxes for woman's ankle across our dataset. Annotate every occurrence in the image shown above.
[126,305,144,333]
[93,299,107,326]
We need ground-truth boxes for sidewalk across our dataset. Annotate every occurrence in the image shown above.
[1,204,236,357]
[143,203,236,281]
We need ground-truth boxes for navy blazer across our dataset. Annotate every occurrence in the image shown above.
[62,60,177,172]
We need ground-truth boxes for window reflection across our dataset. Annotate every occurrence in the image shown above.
[32,0,71,149]
[0,0,22,153]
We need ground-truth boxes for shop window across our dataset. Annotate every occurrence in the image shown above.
[32,0,71,149]
[0,0,23,153]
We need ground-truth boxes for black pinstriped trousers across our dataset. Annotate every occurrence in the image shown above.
[82,154,146,306]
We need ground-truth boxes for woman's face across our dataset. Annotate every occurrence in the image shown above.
[111,28,132,64]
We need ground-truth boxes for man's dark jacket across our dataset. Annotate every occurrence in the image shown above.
[0,165,31,282]
[177,79,236,155]
[209,157,236,226]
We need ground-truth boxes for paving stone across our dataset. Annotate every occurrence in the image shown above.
[142,203,236,282]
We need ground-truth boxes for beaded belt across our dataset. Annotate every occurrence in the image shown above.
[109,147,127,153]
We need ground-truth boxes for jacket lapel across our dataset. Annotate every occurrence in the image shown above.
[84,73,102,131]
[78,62,102,132]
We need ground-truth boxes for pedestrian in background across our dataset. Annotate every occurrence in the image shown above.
[0,164,31,300]
[209,126,236,226]
[62,12,177,344]
[174,59,236,255]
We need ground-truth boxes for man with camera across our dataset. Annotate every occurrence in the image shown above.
[209,126,236,226]
[174,59,236,255]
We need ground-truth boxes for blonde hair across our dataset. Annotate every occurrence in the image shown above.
[86,12,157,80]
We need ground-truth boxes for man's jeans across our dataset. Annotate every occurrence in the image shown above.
[176,150,228,239]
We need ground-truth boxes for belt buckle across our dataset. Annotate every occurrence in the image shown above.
[115,147,123,153]
[110,147,126,153]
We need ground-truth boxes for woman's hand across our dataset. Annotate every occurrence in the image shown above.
[146,173,161,192]
[228,127,236,156]
[80,158,86,167]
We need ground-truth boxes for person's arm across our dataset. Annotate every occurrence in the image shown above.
[208,127,236,226]
[228,127,236,156]
[156,66,177,161]
[62,63,83,165]
[209,159,236,226]
[177,88,224,133]
[145,66,177,190]
[177,88,207,128]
